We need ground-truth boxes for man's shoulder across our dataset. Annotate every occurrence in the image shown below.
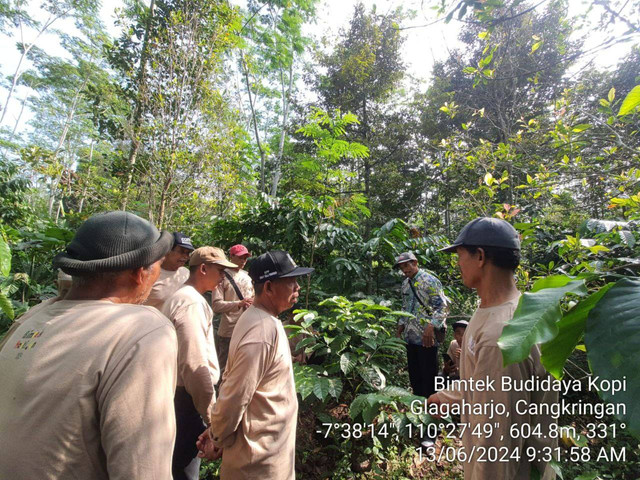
[163,285,205,313]
[417,269,440,282]
[235,306,279,345]
[20,300,173,337]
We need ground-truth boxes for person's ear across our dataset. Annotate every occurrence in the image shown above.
[131,266,146,286]
[477,247,485,265]
[264,280,273,295]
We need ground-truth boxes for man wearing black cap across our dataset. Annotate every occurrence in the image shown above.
[428,217,557,480]
[145,231,194,310]
[197,250,313,480]
[0,211,177,479]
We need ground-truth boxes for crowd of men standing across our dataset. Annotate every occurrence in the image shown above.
[0,211,312,480]
[0,211,557,480]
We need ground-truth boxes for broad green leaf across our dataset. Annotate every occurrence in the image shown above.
[0,291,14,320]
[349,395,368,419]
[619,230,636,248]
[586,278,640,436]
[340,352,356,375]
[541,284,614,379]
[296,336,316,351]
[327,378,343,400]
[531,41,542,53]
[478,31,488,39]
[608,87,615,102]
[358,365,386,390]
[0,236,10,277]
[391,412,411,437]
[297,379,314,400]
[484,172,494,185]
[362,402,380,424]
[498,277,587,365]
[379,385,412,397]
[618,85,640,116]
[313,377,330,401]
[549,460,564,480]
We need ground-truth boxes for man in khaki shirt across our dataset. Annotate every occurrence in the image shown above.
[197,250,313,480]
[162,246,236,480]
[0,211,176,480]
[145,231,194,310]
[429,217,557,480]
[212,244,254,376]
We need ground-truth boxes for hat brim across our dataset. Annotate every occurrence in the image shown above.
[280,266,315,278]
[54,230,174,275]
[212,259,239,269]
[176,243,195,251]
[438,243,462,253]
[453,321,468,329]
[393,258,416,268]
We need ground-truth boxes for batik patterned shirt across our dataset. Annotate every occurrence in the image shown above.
[399,269,448,346]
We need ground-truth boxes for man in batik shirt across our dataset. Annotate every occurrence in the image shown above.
[395,251,447,445]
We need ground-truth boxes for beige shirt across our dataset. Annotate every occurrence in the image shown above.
[210,305,298,480]
[162,285,219,420]
[447,339,461,370]
[145,266,189,310]
[438,296,557,480]
[0,300,178,480]
[212,268,254,337]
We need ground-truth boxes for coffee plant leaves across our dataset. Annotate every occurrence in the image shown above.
[0,235,10,277]
[340,352,356,375]
[358,365,386,390]
[0,291,14,320]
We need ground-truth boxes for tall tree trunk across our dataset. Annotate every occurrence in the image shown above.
[79,142,94,213]
[270,62,294,197]
[122,0,156,211]
[241,52,267,193]
[362,97,371,239]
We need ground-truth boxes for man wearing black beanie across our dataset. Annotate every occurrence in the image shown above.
[0,211,178,480]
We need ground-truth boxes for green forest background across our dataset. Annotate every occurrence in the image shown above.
[0,0,639,478]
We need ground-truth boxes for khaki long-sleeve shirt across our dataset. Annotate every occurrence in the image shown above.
[145,266,189,310]
[211,268,254,338]
[210,305,298,480]
[0,300,178,480]
[437,296,557,480]
[162,285,219,421]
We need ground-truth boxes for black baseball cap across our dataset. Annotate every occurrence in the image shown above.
[440,217,520,253]
[173,232,195,251]
[249,250,314,283]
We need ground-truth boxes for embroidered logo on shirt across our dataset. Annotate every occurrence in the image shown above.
[14,330,43,351]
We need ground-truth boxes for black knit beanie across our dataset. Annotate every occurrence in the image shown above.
[53,211,173,275]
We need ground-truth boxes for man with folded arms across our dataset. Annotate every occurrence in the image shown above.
[0,211,177,480]
[145,231,194,310]
[197,250,313,480]
[162,246,237,480]
[212,243,254,376]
